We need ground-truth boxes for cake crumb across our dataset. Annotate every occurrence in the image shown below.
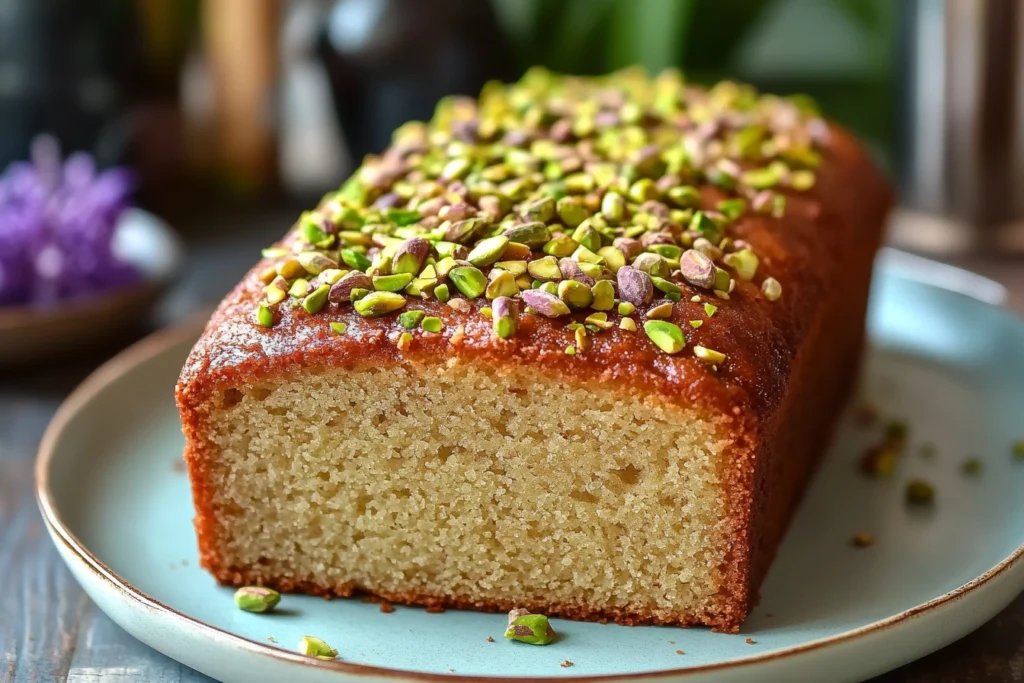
[675,650,684,655]
[561,660,574,668]
[267,636,277,643]
[379,601,394,613]
[486,636,494,643]
[745,638,756,645]
[426,605,446,614]
[667,640,675,644]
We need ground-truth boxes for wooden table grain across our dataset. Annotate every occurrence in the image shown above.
[2,215,1022,682]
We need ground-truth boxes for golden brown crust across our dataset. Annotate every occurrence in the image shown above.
[176,123,892,632]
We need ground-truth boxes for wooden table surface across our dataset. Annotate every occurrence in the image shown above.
[2,208,1023,682]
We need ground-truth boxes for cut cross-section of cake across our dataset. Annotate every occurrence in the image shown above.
[176,67,892,632]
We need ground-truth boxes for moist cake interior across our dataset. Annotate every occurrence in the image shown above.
[202,359,736,623]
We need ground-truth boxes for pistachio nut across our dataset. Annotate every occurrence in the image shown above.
[234,586,281,613]
[644,320,685,354]
[521,289,571,318]
[354,291,407,317]
[616,266,654,306]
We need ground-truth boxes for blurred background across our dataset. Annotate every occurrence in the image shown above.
[0,0,904,209]
[0,0,1022,360]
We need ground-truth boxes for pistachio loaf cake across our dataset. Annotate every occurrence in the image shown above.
[177,68,891,632]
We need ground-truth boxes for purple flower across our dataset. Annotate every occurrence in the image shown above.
[0,135,139,307]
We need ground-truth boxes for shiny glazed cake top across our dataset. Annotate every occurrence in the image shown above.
[253,67,827,363]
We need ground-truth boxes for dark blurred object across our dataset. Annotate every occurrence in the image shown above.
[317,0,516,162]
[894,0,1024,254]
[0,0,139,170]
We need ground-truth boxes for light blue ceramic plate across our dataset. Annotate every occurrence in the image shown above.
[37,251,1024,683]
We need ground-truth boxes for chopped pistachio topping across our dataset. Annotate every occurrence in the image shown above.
[373,273,413,292]
[298,635,338,659]
[558,280,593,310]
[574,326,590,351]
[704,303,718,317]
[689,320,703,329]
[585,312,614,330]
[485,270,519,299]
[330,322,348,335]
[302,285,330,314]
[468,235,510,267]
[861,444,898,478]
[234,586,281,613]
[522,289,570,318]
[260,68,819,354]
[905,479,935,506]
[646,302,674,319]
[590,280,616,311]
[259,266,278,285]
[422,316,443,332]
[761,277,782,301]
[565,345,576,355]
[288,278,310,298]
[723,249,759,281]
[397,331,413,350]
[694,345,726,364]
[961,458,983,475]
[449,266,488,299]
[620,317,637,331]
[256,303,274,328]
[504,611,556,645]
[399,310,426,329]
[644,320,685,354]
[492,297,519,339]
[262,247,289,259]
[354,291,406,317]
[885,420,908,444]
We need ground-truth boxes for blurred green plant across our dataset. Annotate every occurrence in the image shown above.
[490,0,893,76]
[489,0,897,167]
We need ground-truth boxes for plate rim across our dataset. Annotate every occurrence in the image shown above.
[35,261,1024,682]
